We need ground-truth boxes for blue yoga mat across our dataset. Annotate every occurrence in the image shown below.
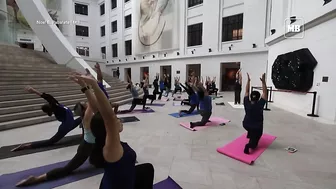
[154,176,182,189]
[0,160,103,189]
[169,110,199,118]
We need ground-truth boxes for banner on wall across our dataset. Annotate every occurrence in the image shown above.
[133,0,180,55]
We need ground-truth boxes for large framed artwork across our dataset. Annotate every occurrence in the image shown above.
[133,0,179,54]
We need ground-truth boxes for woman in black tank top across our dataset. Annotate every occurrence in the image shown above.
[234,69,242,104]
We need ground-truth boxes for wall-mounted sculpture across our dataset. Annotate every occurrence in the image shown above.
[271,48,318,92]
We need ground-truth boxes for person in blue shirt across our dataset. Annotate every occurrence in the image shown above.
[69,74,154,189]
[190,84,212,129]
[243,73,267,154]
[11,86,82,152]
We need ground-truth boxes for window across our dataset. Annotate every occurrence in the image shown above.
[111,21,117,33]
[111,0,117,9]
[187,23,203,47]
[76,25,89,37]
[188,0,203,8]
[75,3,88,15]
[100,3,105,15]
[222,13,243,42]
[125,40,132,55]
[125,14,132,28]
[76,46,90,57]
[101,25,105,37]
[112,43,118,57]
[125,0,130,3]
[101,46,106,59]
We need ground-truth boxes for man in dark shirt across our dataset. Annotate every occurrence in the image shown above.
[243,73,267,154]
[116,67,120,79]
[11,86,82,151]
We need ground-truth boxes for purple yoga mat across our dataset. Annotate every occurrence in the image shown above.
[147,103,165,107]
[0,160,103,189]
[118,108,155,115]
[153,176,182,189]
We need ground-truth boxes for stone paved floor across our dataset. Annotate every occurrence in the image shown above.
[1,92,336,189]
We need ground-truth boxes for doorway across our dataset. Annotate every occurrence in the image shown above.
[140,67,149,81]
[124,68,131,82]
[186,64,201,81]
[19,43,34,50]
[160,65,171,83]
[220,62,240,91]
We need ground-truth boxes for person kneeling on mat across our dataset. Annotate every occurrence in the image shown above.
[190,83,212,129]
[179,81,199,116]
[11,86,82,152]
[16,72,109,187]
[142,74,156,104]
[242,73,267,154]
[68,73,155,189]
[172,76,182,97]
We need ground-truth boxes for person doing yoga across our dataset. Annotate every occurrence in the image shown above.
[16,72,109,187]
[190,82,213,129]
[141,74,156,104]
[234,69,242,104]
[179,79,199,116]
[172,76,182,97]
[153,73,163,100]
[207,77,218,96]
[11,87,82,152]
[69,74,154,189]
[118,75,147,113]
[243,73,267,154]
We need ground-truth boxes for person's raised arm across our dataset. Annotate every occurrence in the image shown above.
[25,86,58,105]
[260,73,267,100]
[127,74,132,84]
[75,75,122,162]
[245,73,251,97]
[95,63,103,83]
[69,73,99,113]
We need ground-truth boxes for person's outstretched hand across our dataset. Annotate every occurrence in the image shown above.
[247,73,251,81]
[260,73,266,82]
[68,73,86,87]
[24,86,34,93]
[73,74,97,86]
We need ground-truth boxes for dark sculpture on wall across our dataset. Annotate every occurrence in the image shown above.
[272,48,318,92]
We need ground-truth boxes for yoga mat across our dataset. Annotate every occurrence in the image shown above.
[173,102,182,106]
[160,97,170,101]
[169,110,199,118]
[118,108,155,115]
[216,102,225,106]
[119,116,140,123]
[153,176,182,189]
[147,103,165,107]
[0,160,103,189]
[228,102,244,109]
[217,133,276,165]
[210,95,223,99]
[179,117,230,131]
[0,135,82,160]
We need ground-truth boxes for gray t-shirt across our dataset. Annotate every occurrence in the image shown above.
[130,86,139,98]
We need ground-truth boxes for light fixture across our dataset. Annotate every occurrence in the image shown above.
[112,60,114,63]
[191,51,194,54]
[228,47,231,51]
[209,48,212,52]
[152,55,155,58]
[119,59,121,62]
[290,16,296,24]
[271,29,276,35]
[164,53,167,57]
[323,0,332,5]
[125,59,127,61]
[143,56,145,59]
[252,44,257,48]
[134,57,136,60]
[177,52,180,56]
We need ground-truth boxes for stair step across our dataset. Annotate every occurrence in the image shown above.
[0,82,124,90]
[0,90,132,111]
[0,97,132,131]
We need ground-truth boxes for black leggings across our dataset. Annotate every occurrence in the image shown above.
[209,88,218,96]
[46,140,102,180]
[172,87,182,96]
[191,111,212,126]
[119,98,144,113]
[244,126,263,149]
[134,163,155,189]
[31,117,82,148]
[234,85,242,104]
[180,83,194,96]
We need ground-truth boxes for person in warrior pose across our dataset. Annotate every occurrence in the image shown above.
[118,74,147,113]
[153,73,162,100]
[69,73,154,189]
[208,77,218,97]
[189,80,213,129]
[141,74,156,104]
[234,69,242,104]
[179,77,199,116]
[11,87,82,152]
[242,73,267,154]
[16,71,109,187]
[172,76,182,97]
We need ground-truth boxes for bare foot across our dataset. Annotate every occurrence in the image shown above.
[16,176,37,187]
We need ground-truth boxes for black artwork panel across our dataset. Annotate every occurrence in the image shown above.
[271,48,317,92]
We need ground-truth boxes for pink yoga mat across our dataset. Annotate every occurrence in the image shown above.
[179,117,230,131]
[217,133,276,165]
